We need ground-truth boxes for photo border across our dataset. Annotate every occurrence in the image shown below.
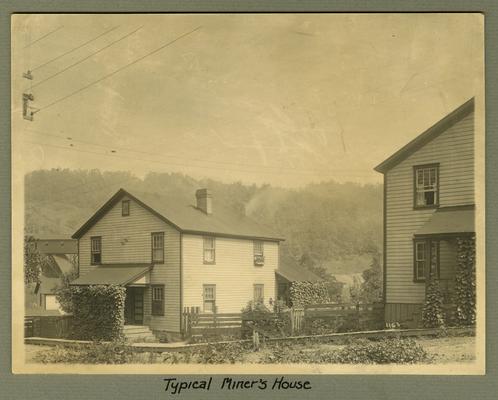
[2,1,497,399]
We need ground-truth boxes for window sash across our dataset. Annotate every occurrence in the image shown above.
[203,285,216,301]
[151,285,164,315]
[203,237,216,263]
[91,237,101,264]
[415,166,438,206]
[253,284,264,303]
[414,240,440,281]
[122,200,130,216]
[151,233,164,262]
[254,240,264,256]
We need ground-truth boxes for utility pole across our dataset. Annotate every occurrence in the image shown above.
[22,70,37,121]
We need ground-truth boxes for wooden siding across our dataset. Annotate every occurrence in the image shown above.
[78,196,181,333]
[385,112,474,304]
[182,235,278,313]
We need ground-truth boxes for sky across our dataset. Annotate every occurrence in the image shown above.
[11,13,483,187]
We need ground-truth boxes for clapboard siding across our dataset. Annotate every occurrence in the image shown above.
[182,235,278,313]
[78,196,181,333]
[385,111,474,304]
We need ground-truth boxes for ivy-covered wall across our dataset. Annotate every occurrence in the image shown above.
[57,285,126,341]
[289,281,330,307]
[454,236,476,326]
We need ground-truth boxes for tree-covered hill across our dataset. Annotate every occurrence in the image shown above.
[25,169,382,276]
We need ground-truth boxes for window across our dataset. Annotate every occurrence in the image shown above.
[151,232,164,263]
[254,284,264,304]
[253,240,265,266]
[151,285,164,316]
[44,294,61,311]
[203,236,216,264]
[414,164,439,208]
[203,284,216,312]
[414,239,439,282]
[122,200,130,216]
[90,237,101,265]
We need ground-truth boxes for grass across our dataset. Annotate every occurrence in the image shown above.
[26,334,476,365]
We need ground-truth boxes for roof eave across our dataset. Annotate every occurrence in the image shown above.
[373,97,475,174]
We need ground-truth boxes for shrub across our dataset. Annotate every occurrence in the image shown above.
[56,285,126,341]
[454,237,476,326]
[241,301,288,339]
[34,341,133,364]
[289,281,330,307]
[334,338,431,364]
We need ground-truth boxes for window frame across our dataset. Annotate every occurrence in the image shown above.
[122,200,130,216]
[203,284,216,313]
[413,238,440,283]
[253,240,265,266]
[413,163,440,209]
[203,236,216,265]
[151,284,164,316]
[253,284,264,304]
[151,232,165,264]
[90,236,102,265]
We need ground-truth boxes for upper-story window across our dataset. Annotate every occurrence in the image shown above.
[203,236,216,264]
[122,200,130,216]
[253,240,265,266]
[414,164,439,208]
[90,236,102,265]
[151,232,164,263]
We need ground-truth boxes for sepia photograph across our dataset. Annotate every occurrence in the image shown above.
[11,13,485,374]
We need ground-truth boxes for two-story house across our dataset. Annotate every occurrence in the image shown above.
[374,98,475,327]
[70,188,283,340]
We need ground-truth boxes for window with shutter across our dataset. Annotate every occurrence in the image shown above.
[151,285,164,316]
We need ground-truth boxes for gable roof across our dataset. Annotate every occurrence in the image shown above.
[72,188,284,241]
[374,98,475,174]
[277,253,323,282]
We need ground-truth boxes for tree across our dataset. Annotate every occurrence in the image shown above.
[349,254,383,304]
[24,235,41,284]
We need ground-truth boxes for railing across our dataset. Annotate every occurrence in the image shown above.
[24,315,73,339]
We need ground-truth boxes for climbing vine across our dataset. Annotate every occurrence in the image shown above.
[421,272,445,328]
[454,236,476,326]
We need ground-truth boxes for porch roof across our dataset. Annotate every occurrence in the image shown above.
[415,205,475,236]
[70,264,151,286]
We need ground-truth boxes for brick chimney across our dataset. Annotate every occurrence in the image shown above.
[195,189,212,215]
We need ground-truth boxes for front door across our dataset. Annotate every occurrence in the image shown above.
[124,287,144,325]
[203,284,216,313]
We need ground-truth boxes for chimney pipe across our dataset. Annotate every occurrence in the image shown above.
[195,189,212,215]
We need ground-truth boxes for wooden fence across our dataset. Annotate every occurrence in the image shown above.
[24,315,73,339]
[289,302,384,335]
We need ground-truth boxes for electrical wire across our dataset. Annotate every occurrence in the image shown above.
[31,26,120,72]
[24,26,64,48]
[32,26,143,89]
[36,26,202,112]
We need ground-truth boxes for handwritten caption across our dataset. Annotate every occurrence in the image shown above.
[163,377,312,395]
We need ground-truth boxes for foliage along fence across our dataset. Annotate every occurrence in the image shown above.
[24,315,73,339]
[287,302,385,335]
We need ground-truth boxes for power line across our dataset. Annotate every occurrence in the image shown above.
[32,26,143,89]
[23,139,373,178]
[24,26,64,48]
[24,128,370,175]
[31,26,120,72]
[37,26,202,113]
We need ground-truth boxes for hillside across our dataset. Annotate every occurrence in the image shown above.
[25,169,383,276]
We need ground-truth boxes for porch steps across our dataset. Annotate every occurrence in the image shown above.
[123,325,158,343]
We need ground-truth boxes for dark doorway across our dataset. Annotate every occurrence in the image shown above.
[124,287,144,325]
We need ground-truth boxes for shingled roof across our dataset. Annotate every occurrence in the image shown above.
[374,97,475,174]
[72,188,284,241]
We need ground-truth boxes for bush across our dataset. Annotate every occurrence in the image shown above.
[334,338,431,364]
[289,281,330,307]
[56,285,126,341]
[241,301,288,339]
[34,341,133,364]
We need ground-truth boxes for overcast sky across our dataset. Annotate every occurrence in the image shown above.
[12,13,483,187]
